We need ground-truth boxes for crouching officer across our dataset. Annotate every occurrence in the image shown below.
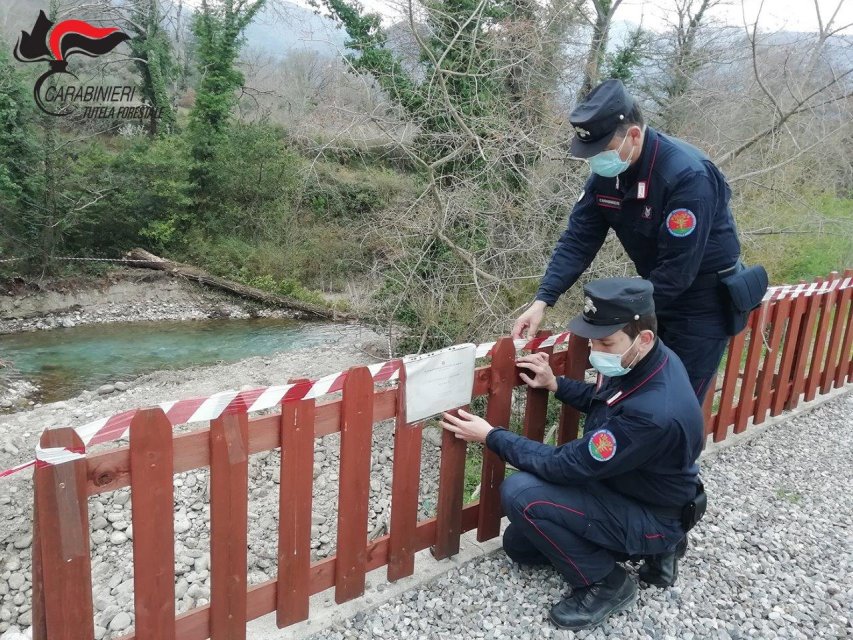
[513,79,767,403]
[442,277,706,631]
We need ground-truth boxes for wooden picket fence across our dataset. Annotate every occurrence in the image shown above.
[700,269,853,442]
[29,269,852,639]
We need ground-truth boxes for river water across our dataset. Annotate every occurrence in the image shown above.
[1,317,346,402]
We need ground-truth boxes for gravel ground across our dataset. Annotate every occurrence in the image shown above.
[0,318,406,639]
[308,392,853,640]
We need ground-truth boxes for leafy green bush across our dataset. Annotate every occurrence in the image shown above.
[300,162,413,220]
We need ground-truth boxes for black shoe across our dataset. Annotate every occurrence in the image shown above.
[639,534,688,588]
[548,565,638,631]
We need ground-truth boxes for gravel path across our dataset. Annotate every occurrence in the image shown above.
[309,393,853,640]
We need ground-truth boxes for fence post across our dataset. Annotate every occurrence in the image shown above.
[209,410,249,640]
[824,269,853,391]
[130,408,176,640]
[787,278,824,410]
[558,333,589,445]
[714,332,746,443]
[701,374,716,441]
[833,278,853,388]
[772,283,809,416]
[335,366,374,604]
[388,362,423,582]
[754,298,789,425]
[31,428,95,640]
[734,308,766,434]
[522,330,553,443]
[31,485,46,640]
[805,272,840,401]
[431,406,468,560]
[477,337,516,542]
[276,379,315,628]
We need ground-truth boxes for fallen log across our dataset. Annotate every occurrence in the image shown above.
[126,248,354,321]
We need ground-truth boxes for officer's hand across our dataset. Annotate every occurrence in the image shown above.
[512,300,547,340]
[439,409,494,443]
[517,352,558,393]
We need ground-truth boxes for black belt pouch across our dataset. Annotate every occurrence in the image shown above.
[681,483,708,532]
[719,264,769,336]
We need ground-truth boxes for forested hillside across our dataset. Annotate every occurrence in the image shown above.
[1,0,851,354]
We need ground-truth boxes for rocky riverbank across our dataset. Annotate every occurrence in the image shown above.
[0,316,423,639]
[0,268,304,336]
[0,268,355,411]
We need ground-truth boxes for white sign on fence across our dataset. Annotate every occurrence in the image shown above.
[403,344,476,422]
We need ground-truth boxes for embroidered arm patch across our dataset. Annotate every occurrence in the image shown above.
[665,208,697,237]
[588,429,617,461]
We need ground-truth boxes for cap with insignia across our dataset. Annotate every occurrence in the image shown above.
[569,79,635,159]
[568,277,655,339]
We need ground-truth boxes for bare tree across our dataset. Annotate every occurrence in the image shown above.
[578,0,623,97]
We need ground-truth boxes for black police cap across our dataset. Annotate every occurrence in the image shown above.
[568,277,655,339]
[569,79,635,159]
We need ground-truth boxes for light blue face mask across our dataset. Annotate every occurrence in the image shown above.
[588,335,640,377]
[588,130,633,178]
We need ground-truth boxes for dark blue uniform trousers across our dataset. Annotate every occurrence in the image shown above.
[500,472,685,588]
[657,321,727,403]
[657,285,731,403]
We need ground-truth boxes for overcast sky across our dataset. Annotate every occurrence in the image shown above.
[289,0,853,34]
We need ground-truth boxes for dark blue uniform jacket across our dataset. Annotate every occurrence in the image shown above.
[486,339,704,508]
[536,128,741,318]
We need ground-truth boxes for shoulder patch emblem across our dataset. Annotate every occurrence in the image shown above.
[666,209,697,237]
[589,429,617,461]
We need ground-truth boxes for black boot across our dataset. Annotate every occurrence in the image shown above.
[638,534,688,588]
[549,565,638,631]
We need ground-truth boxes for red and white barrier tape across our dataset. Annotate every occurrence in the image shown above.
[5,276,851,479]
[763,277,851,302]
[1,331,573,478]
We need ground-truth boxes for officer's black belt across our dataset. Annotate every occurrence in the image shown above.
[689,260,741,291]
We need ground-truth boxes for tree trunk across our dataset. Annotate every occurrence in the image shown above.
[125,248,354,321]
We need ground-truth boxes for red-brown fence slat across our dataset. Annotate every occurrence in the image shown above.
[130,408,176,640]
[821,270,853,392]
[701,373,716,440]
[834,294,853,387]
[787,279,824,410]
[558,333,589,445]
[209,411,250,639]
[334,366,374,604]
[276,378,315,628]
[771,285,809,416]
[754,298,789,425]
[714,331,746,442]
[734,308,765,434]
[805,272,840,401]
[388,362,423,582]
[31,480,47,640]
[832,274,853,388]
[32,428,95,640]
[522,330,553,443]
[477,337,516,542]
[431,407,468,560]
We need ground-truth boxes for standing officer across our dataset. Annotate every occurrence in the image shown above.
[513,78,749,403]
[442,278,706,631]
